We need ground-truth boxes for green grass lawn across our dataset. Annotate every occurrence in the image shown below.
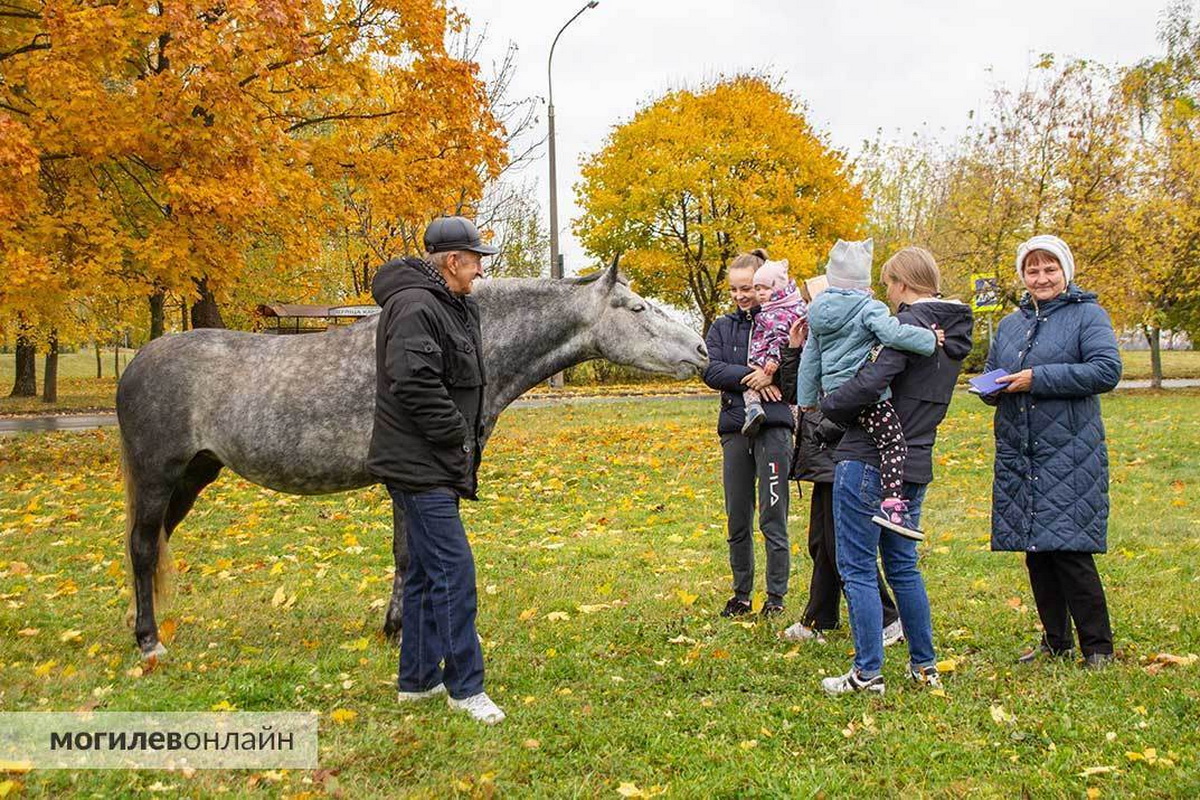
[1119,349,1200,380]
[0,350,131,416]
[1,391,1199,796]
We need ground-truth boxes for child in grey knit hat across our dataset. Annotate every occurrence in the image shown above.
[796,239,944,539]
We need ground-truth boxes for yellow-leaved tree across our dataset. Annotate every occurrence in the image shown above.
[574,75,866,332]
[0,0,504,396]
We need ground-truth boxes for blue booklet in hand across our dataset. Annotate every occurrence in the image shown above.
[969,369,1010,395]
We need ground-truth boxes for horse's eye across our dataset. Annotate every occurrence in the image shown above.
[631,304,646,313]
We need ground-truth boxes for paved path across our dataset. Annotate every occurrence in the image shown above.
[3,379,1198,435]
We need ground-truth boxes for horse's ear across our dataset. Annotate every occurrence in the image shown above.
[602,254,620,290]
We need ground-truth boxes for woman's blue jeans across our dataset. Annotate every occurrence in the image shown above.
[833,460,936,678]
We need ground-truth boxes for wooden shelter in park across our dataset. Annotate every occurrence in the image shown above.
[255,303,380,334]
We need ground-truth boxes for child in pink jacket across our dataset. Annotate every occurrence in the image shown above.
[742,259,807,436]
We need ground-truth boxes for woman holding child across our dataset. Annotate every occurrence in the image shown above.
[982,235,1122,668]
[702,249,803,619]
[816,244,974,695]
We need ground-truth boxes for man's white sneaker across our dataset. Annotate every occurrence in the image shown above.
[882,619,905,648]
[781,622,827,643]
[448,692,506,725]
[397,683,446,704]
[820,669,885,696]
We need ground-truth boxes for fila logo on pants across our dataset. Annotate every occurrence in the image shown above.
[768,462,780,507]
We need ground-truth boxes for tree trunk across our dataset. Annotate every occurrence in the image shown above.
[94,341,102,378]
[180,299,189,332]
[10,330,37,397]
[1147,325,1163,390]
[149,291,166,340]
[191,277,227,329]
[114,341,120,380]
[42,331,58,403]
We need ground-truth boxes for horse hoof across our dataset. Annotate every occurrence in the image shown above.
[141,641,168,661]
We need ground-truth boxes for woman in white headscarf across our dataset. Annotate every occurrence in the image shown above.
[981,235,1123,668]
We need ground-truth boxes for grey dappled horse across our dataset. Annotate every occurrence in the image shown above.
[118,263,708,658]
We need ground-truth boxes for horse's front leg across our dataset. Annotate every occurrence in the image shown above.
[383,500,407,644]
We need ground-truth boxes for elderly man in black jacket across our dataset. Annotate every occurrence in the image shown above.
[367,216,504,724]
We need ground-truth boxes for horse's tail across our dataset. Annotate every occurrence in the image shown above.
[122,435,172,627]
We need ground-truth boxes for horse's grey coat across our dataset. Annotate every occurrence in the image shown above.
[118,264,708,654]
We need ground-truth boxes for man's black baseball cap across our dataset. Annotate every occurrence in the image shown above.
[423,216,499,255]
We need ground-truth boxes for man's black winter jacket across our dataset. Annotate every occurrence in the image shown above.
[367,258,486,499]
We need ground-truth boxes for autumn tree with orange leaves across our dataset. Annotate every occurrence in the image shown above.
[0,0,505,396]
[574,76,866,333]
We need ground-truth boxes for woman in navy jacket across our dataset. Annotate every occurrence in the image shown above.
[703,249,796,618]
[983,235,1122,667]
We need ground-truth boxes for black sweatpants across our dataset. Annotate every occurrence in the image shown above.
[799,481,899,631]
[1025,551,1113,656]
[721,427,792,601]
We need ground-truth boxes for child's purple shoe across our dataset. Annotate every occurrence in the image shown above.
[872,498,925,541]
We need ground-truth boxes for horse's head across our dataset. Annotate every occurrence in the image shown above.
[579,258,709,379]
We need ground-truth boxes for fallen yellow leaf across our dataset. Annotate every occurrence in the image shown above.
[329,708,357,725]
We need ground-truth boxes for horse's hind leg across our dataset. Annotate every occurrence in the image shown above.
[164,452,223,539]
[383,501,408,644]
[128,481,174,659]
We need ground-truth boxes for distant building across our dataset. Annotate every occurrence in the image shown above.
[255,304,380,334]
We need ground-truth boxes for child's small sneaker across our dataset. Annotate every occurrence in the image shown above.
[781,622,827,643]
[872,498,925,541]
[397,683,446,703]
[741,404,765,437]
[882,619,905,647]
[447,692,506,725]
[720,597,753,618]
[821,668,885,696]
[907,663,943,689]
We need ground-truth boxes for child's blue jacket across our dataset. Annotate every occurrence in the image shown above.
[797,288,936,407]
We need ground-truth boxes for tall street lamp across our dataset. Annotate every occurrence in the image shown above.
[546,0,598,388]
[547,0,599,282]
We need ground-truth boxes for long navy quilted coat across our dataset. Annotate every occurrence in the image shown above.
[985,285,1122,553]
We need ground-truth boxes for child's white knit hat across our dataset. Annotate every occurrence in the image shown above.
[824,238,873,289]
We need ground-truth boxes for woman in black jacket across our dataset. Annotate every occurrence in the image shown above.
[702,249,795,618]
[780,317,902,645]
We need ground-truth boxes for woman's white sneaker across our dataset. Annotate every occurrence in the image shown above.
[397,683,446,704]
[781,622,827,643]
[882,619,906,647]
[448,692,506,725]
[820,669,885,696]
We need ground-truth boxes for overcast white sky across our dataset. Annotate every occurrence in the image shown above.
[452,0,1167,273]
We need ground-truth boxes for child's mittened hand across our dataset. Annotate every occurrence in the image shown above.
[932,324,945,347]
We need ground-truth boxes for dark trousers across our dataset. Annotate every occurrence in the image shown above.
[387,485,485,699]
[800,481,899,631]
[721,428,792,601]
[1025,551,1113,656]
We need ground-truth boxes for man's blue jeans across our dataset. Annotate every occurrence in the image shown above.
[833,460,936,678]
[388,485,484,700]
